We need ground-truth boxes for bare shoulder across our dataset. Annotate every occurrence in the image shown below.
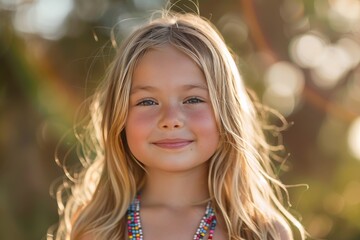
[273,220,293,240]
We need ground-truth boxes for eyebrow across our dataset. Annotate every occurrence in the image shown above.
[130,85,156,94]
[130,84,208,94]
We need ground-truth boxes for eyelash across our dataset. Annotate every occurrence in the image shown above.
[135,97,204,106]
[136,99,158,106]
[184,97,204,104]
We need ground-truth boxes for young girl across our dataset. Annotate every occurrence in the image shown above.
[50,9,306,240]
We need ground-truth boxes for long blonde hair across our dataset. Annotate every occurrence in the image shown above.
[49,10,306,240]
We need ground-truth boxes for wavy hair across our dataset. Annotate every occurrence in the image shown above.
[49,10,306,240]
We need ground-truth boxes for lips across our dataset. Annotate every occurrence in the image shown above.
[152,139,193,149]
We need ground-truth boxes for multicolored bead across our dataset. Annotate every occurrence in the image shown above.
[127,194,217,240]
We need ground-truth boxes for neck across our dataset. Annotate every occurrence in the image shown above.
[140,165,210,208]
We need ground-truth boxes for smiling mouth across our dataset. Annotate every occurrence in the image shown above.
[153,139,193,149]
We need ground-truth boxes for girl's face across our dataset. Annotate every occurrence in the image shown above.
[125,45,219,173]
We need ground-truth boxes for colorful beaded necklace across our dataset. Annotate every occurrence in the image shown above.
[127,194,217,240]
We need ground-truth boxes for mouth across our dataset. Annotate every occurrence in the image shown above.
[152,139,193,149]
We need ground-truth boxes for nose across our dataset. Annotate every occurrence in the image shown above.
[158,103,184,130]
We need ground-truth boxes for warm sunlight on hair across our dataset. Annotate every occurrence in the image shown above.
[49,8,306,240]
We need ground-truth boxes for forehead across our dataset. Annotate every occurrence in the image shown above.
[131,45,207,90]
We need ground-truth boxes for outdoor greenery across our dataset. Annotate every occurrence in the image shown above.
[0,0,360,239]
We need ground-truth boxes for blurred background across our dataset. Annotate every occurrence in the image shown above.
[0,0,360,239]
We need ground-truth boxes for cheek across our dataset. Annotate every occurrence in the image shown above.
[188,108,219,142]
[125,110,158,141]
[188,106,217,126]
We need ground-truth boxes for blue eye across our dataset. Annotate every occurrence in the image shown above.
[184,97,204,104]
[136,99,158,106]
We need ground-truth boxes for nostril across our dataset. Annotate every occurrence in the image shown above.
[160,123,182,129]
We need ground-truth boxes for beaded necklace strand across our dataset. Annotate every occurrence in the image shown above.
[127,194,217,240]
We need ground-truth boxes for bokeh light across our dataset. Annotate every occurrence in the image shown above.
[311,45,351,89]
[1,0,360,239]
[289,32,327,68]
[327,0,360,32]
[290,31,360,90]
[348,117,360,160]
[263,61,304,116]
[13,0,74,40]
